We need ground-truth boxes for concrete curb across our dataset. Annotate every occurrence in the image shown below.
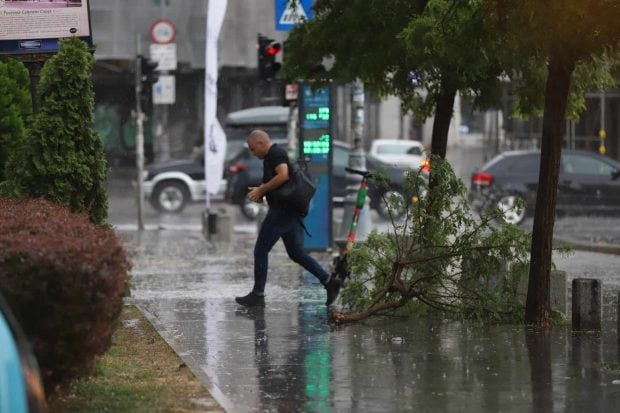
[553,238,620,256]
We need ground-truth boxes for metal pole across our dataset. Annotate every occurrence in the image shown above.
[135,34,145,230]
[287,100,297,158]
[155,0,171,163]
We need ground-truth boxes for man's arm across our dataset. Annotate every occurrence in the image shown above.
[247,163,289,202]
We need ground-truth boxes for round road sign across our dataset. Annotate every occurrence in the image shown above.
[150,19,176,44]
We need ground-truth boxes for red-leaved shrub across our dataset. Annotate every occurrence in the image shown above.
[0,197,130,394]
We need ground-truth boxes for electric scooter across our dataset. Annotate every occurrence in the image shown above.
[332,167,375,283]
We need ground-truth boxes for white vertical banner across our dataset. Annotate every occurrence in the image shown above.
[204,0,228,206]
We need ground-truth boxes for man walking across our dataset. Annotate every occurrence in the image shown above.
[235,129,341,307]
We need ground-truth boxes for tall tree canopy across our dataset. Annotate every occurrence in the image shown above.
[284,0,503,159]
[486,0,620,326]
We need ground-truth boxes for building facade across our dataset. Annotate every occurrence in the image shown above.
[88,0,617,165]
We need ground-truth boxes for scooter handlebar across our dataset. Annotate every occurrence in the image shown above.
[344,167,372,177]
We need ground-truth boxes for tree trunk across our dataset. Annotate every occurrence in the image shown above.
[525,56,575,327]
[526,329,553,412]
[430,82,457,159]
[425,81,456,220]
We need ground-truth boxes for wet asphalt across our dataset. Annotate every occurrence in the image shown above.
[112,209,620,412]
[110,143,620,412]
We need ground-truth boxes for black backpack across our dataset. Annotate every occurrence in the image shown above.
[270,160,316,217]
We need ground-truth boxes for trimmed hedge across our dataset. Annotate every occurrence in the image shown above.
[0,197,130,394]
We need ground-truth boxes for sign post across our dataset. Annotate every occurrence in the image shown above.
[149,19,176,162]
[299,83,332,251]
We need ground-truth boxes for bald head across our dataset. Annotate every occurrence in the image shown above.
[247,129,272,159]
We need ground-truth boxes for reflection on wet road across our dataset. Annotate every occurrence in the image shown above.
[122,230,620,413]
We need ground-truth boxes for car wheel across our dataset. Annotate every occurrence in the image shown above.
[376,189,406,220]
[240,198,261,220]
[496,194,527,225]
[151,181,189,213]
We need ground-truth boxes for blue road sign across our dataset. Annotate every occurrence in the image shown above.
[275,0,314,31]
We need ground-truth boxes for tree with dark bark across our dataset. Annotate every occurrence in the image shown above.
[486,0,620,327]
[284,0,503,161]
[285,0,532,323]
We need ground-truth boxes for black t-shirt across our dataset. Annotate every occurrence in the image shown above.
[263,144,289,205]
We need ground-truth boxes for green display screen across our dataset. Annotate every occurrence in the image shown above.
[304,107,330,122]
[302,132,331,155]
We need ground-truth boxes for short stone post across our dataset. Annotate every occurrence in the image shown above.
[571,278,602,331]
[202,207,232,243]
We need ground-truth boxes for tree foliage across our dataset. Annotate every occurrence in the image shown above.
[284,0,503,159]
[332,158,532,323]
[485,0,620,326]
[5,37,108,225]
[0,58,31,182]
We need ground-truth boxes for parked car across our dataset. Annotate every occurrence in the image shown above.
[468,149,620,225]
[143,106,293,213]
[0,294,47,413]
[226,140,421,219]
[142,149,227,213]
[369,139,427,170]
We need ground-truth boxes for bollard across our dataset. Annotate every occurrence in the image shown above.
[550,270,567,315]
[202,208,232,243]
[572,278,602,331]
[216,207,232,243]
[202,209,216,240]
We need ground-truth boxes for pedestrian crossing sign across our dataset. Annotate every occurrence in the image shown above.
[275,0,314,31]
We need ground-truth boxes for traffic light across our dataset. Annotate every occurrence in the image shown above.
[257,34,282,81]
[139,55,159,108]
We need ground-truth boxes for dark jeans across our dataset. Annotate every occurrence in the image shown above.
[253,206,330,294]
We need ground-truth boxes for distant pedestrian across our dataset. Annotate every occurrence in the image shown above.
[235,129,341,307]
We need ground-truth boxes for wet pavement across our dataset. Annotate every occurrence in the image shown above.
[116,219,620,412]
[109,143,620,412]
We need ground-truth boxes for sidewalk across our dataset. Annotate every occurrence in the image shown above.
[108,168,620,411]
[116,213,620,412]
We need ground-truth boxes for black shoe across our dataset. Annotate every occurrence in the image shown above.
[325,276,341,306]
[235,291,265,307]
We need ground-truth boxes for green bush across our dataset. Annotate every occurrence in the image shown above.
[0,58,31,182]
[6,37,108,225]
[0,197,130,394]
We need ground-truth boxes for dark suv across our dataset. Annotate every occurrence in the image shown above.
[468,150,620,225]
[226,140,416,219]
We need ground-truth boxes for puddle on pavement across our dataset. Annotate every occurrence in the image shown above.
[136,283,620,413]
[123,229,620,412]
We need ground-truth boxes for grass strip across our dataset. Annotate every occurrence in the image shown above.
[49,305,224,413]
